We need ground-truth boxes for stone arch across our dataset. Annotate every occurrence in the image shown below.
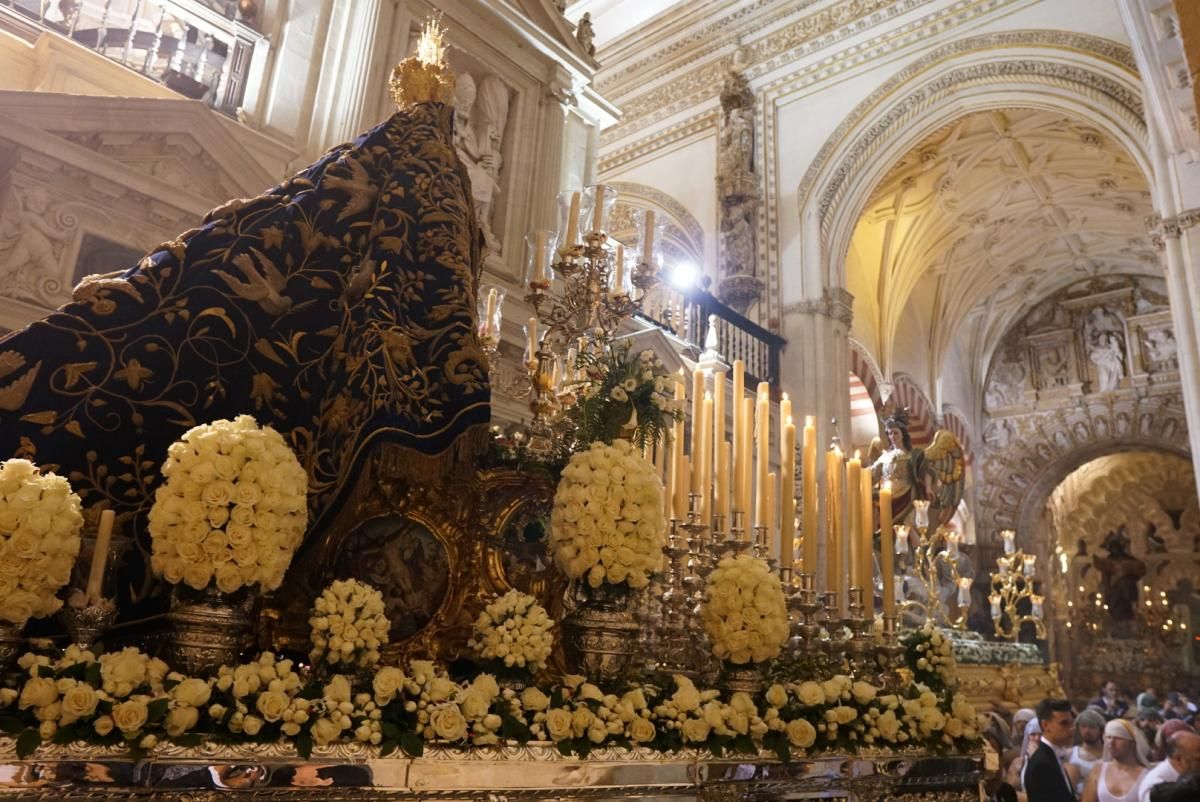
[607,181,705,268]
[796,30,1147,292]
[976,399,1190,551]
[942,406,974,465]
[848,337,885,409]
[890,372,936,448]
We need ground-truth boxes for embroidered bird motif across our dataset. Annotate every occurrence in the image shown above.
[214,248,293,316]
[72,271,146,314]
[0,351,40,411]
[324,157,378,222]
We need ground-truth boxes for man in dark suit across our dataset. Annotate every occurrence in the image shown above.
[1026,698,1077,802]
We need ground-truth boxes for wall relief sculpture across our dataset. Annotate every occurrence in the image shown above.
[452,71,511,254]
[0,185,78,305]
[982,275,1173,413]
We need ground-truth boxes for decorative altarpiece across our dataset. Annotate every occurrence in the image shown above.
[263,456,561,666]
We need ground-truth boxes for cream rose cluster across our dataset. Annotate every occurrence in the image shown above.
[148,415,308,593]
[309,578,390,669]
[0,459,84,627]
[467,589,554,671]
[549,439,665,589]
[701,554,789,664]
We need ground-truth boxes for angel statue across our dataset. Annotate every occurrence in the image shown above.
[868,409,966,529]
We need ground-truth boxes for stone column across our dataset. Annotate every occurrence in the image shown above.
[304,0,382,157]
[1153,213,1200,486]
[781,287,853,590]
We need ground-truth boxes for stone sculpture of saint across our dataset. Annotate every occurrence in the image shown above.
[1093,527,1145,636]
[453,73,502,252]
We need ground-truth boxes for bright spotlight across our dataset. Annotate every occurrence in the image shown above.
[670,262,697,289]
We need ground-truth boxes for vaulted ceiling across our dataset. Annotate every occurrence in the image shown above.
[845,108,1159,393]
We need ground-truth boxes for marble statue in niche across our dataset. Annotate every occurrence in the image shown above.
[1116,411,1131,435]
[1072,421,1089,442]
[1142,327,1177,369]
[985,351,1026,408]
[452,72,509,254]
[1095,415,1110,438]
[1084,306,1126,392]
[715,47,764,314]
[575,13,595,56]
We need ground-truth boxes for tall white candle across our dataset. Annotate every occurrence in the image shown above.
[534,230,549,284]
[591,184,607,233]
[565,191,581,247]
[641,210,656,264]
[483,288,497,335]
[86,509,115,605]
[613,244,625,295]
[754,382,769,529]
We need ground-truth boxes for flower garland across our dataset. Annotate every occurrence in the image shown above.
[0,459,84,627]
[309,579,390,670]
[467,590,554,672]
[902,625,957,692]
[0,637,981,761]
[147,415,309,594]
[701,554,789,664]
[549,440,665,589]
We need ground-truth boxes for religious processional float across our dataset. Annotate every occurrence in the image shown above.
[0,18,984,797]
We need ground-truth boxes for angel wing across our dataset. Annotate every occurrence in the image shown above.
[919,429,966,526]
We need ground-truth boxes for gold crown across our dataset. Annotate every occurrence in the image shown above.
[389,17,456,108]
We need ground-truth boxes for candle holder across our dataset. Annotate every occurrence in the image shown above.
[843,588,876,677]
[876,615,905,689]
[752,525,773,567]
[989,542,1046,641]
[820,590,843,655]
[60,592,118,650]
[722,511,753,558]
[654,519,696,676]
[895,506,972,631]
[790,572,822,644]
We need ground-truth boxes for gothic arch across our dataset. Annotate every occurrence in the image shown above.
[848,337,885,409]
[796,30,1147,292]
[890,372,936,448]
[976,399,1190,552]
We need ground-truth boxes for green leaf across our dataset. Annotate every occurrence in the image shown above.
[380,740,398,757]
[295,731,313,760]
[171,733,203,748]
[381,721,403,741]
[0,716,25,734]
[399,732,424,757]
[146,697,169,724]
[52,724,77,744]
[763,731,791,763]
[16,728,41,758]
[732,735,756,755]
[86,663,102,687]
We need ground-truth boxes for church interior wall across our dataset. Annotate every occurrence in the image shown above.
[604,134,718,278]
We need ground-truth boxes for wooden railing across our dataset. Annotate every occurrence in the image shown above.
[640,287,785,388]
[1,0,267,116]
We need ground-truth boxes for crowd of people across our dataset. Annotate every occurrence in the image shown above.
[982,685,1200,802]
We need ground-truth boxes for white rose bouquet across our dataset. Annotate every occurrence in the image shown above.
[565,342,682,450]
[0,459,84,627]
[467,589,554,672]
[309,579,389,670]
[148,415,308,594]
[701,554,788,664]
[549,439,665,589]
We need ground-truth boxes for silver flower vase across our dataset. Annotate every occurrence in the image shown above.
[561,581,640,684]
[719,660,764,695]
[0,621,23,674]
[164,585,255,675]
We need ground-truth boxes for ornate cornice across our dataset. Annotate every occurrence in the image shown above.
[782,287,854,326]
[607,180,706,255]
[1147,208,1200,248]
[600,0,911,143]
[599,109,719,174]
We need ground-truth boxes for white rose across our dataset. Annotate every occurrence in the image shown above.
[545,708,573,741]
[112,699,149,733]
[59,682,99,723]
[786,718,816,748]
[165,705,199,737]
[428,703,468,741]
